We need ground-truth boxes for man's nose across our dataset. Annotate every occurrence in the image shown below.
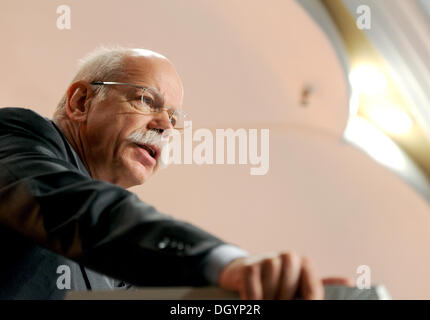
[147,111,173,134]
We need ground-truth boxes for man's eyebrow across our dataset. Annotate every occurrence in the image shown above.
[130,85,166,105]
[127,85,158,95]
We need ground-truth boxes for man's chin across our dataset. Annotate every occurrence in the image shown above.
[129,162,155,186]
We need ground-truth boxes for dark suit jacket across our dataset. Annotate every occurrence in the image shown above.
[0,107,225,299]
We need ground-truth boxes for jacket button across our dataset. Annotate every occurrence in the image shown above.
[158,237,170,249]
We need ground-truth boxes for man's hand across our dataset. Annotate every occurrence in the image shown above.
[218,252,353,300]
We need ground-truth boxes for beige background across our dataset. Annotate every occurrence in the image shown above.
[1,0,429,298]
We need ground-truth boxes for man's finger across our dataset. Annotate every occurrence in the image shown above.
[261,258,282,299]
[299,257,324,300]
[242,264,263,300]
[277,252,302,300]
[322,277,355,287]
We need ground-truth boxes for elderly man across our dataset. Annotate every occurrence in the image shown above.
[0,47,348,299]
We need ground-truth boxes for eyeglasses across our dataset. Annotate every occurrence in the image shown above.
[90,81,188,131]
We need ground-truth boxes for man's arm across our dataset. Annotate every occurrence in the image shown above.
[0,109,235,287]
[0,108,351,298]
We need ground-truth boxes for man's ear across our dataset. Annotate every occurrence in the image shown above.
[65,80,94,122]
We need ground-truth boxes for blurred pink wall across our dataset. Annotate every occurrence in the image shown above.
[1,0,429,298]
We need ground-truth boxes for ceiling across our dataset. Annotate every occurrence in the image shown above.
[318,0,430,186]
[0,0,349,136]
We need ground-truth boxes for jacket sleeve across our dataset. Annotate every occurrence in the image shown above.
[0,108,225,286]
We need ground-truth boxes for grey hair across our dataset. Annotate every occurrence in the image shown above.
[54,46,166,119]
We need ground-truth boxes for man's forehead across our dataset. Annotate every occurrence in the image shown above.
[122,55,183,108]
